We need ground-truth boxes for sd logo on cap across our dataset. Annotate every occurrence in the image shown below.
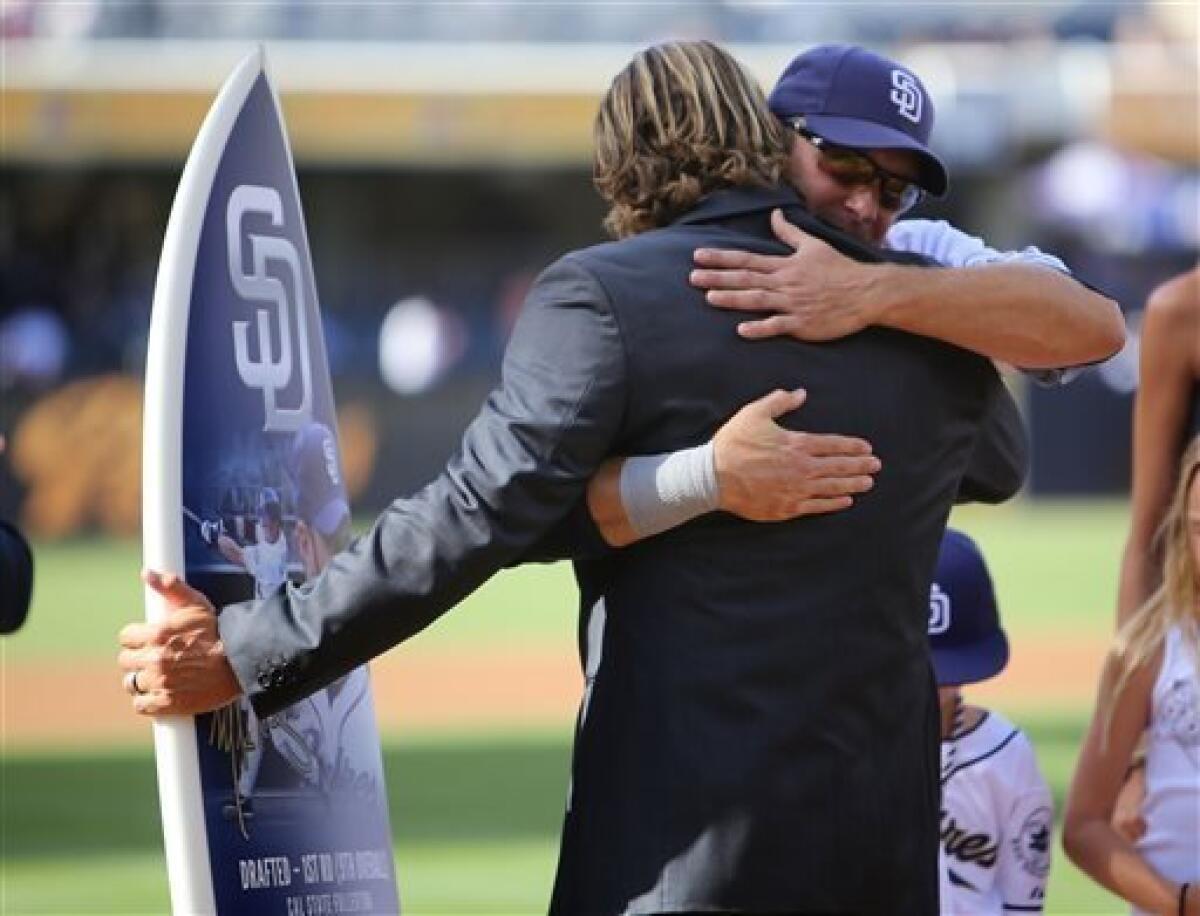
[927,528,1009,687]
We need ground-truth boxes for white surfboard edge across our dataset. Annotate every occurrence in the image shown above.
[142,47,266,916]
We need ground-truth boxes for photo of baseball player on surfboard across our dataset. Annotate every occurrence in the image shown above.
[138,48,400,915]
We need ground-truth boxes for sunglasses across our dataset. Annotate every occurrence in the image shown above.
[790,118,924,215]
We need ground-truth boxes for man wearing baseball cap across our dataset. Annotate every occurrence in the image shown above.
[930,528,1053,915]
[690,43,1123,376]
[579,43,1122,548]
[770,43,947,219]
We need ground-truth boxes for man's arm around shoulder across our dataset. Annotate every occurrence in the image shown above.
[694,210,1125,370]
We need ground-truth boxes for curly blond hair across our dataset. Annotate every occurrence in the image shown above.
[593,41,790,239]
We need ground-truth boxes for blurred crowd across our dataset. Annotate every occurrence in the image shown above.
[0,0,1140,45]
[0,168,593,396]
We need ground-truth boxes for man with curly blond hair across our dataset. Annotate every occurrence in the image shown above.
[125,41,1026,913]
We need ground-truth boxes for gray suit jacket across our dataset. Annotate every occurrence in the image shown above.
[219,184,1026,914]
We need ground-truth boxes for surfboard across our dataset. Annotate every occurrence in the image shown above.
[142,47,400,915]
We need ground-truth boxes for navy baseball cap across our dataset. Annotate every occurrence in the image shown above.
[927,528,1009,686]
[769,44,949,197]
[289,422,350,538]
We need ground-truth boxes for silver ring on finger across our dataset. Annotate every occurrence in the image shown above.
[124,670,147,697]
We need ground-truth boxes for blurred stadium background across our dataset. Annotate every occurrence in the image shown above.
[1,1,1197,913]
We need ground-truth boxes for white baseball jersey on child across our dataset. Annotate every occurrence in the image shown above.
[1133,623,1200,916]
[241,528,289,599]
[938,710,1054,915]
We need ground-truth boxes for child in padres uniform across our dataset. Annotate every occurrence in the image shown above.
[930,529,1054,915]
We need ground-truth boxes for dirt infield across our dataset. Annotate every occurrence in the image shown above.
[2,648,583,749]
[2,632,1110,749]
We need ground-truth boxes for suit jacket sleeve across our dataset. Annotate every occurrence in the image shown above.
[956,371,1028,504]
[218,255,628,717]
[517,498,609,564]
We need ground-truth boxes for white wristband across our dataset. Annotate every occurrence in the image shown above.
[618,441,720,539]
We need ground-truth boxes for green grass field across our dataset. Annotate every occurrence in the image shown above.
[2,501,1132,914]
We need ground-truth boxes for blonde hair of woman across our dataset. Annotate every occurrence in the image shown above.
[1064,436,1200,916]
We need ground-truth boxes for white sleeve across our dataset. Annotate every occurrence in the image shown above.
[885,219,1081,387]
[885,220,1070,274]
[240,544,261,579]
[996,734,1054,912]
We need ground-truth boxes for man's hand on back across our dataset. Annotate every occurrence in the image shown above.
[692,209,884,342]
[713,388,880,521]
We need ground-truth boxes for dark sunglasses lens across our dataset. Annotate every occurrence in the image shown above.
[821,149,877,185]
[880,180,921,213]
[813,136,922,212]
